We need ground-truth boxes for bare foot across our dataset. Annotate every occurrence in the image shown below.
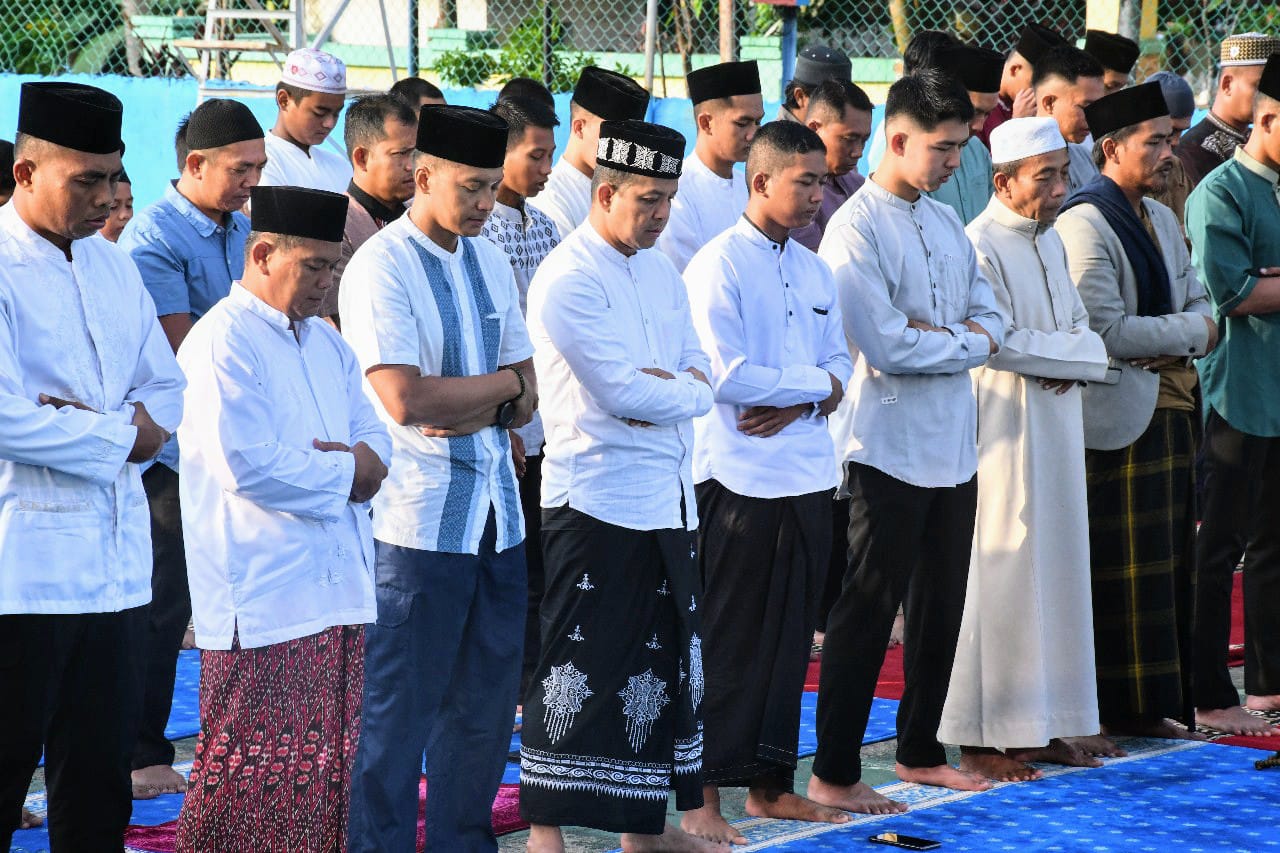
[895,762,992,792]
[181,627,197,650]
[1197,705,1279,737]
[888,611,905,648]
[958,748,1042,782]
[131,764,187,799]
[1006,739,1102,768]
[527,824,565,853]
[681,798,746,846]
[20,807,43,829]
[622,822,731,852]
[1104,718,1207,741]
[1063,734,1127,757]
[1246,695,1280,713]
[806,775,907,815]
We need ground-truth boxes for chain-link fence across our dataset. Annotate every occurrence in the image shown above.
[3,0,1278,100]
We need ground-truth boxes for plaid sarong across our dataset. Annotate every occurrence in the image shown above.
[1086,408,1196,726]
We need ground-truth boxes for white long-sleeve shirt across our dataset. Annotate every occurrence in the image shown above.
[529,159,592,242]
[260,132,352,194]
[819,179,1005,489]
[657,154,748,272]
[0,203,185,614]
[685,218,852,498]
[178,285,391,649]
[529,223,713,531]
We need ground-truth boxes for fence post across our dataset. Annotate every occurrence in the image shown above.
[779,6,797,95]
[644,0,659,92]
[409,0,419,76]
[719,0,734,62]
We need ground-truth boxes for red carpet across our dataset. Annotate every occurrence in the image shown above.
[1215,734,1280,751]
[805,643,904,700]
[1228,570,1244,667]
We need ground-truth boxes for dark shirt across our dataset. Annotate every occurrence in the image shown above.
[347,180,406,228]
[1177,113,1248,188]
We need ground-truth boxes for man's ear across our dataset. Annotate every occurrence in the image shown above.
[275,88,291,111]
[888,129,909,157]
[696,109,714,134]
[596,181,615,210]
[352,144,371,172]
[572,116,588,140]
[992,170,1011,198]
[1039,92,1057,116]
[250,238,274,273]
[750,170,769,196]
[12,156,35,188]
[415,159,431,194]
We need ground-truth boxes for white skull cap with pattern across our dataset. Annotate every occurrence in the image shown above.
[990,117,1066,165]
[281,48,347,95]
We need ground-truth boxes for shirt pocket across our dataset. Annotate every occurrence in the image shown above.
[935,253,971,324]
[2,500,99,601]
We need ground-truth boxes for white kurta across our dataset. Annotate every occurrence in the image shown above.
[261,131,352,194]
[938,196,1109,749]
[178,285,392,650]
[1066,142,1099,194]
[529,160,592,241]
[657,153,748,273]
[0,203,185,614]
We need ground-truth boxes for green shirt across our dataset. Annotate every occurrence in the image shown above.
[924,136,994,225]
[1185,147,1280,436]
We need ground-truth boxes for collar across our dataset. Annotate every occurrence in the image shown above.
[689,151,736,186]
[490,200,526,225]
[864,176,921,212]
[984,194,1047,237]
[164,181,245,238]
[583,221,635,268]
[1207,112,1249,143]
[1234,147,1280,186]
[776,105,801,124]
[347,180,406,225]
[228,282,312,342]
[401,214,464,261]
[735,214,788,253]
[0,202,77,262]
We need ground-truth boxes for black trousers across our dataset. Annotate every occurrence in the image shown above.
[816,497,850,634]
[1193,409,1280,708]
[814,463,976,785]
[132,464,192,770]
[519,453,544,699]
[0,607,144,852]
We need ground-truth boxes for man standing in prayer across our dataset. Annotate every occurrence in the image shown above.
[776,45,852,124]
[341,105,536,852]
[1083,30,1140,95]
[328,94,418,324]
[1179,33,1280,187]
[789,79,872,251]
[117,96,266,801]
[1056,82,1216,740]
[809,70,1004,815]
[481,94,562,707]
[173,185,390,852]
[679,120,853,846]
[519,119,718,853]
[1148,71,1198,227]
[261,47,353,194]
[657,60,764,272]
[1031,46,1107,193]
[979,22,1069,148]
[0,82,184,850]
[938,117,1111,782]
[531,67,649,239]
[1186,54,1280,739]
[925,43,1004,224]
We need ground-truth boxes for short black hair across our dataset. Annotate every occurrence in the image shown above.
[390,76,444,105]
[884,68,975,129]
[344,94,418,156]
[745,120,826,192]
[275,81,315,104]
[807,78,874,122]
[1032,46,1105,89]
[1091,124,1143,169]
[498,77,556,112]
[174,113,191,172]
[490,96,560,149]
[903,30,959,75]
[0,139,14,193]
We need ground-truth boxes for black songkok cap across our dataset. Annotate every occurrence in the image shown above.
[250,186,348,243]
[687,60,762,105]
[119,167,131,184]
[1015,22,1069,65]
[1259,53,1280,102]
[572,67,650,121]
[416,105,508,168]
[1084,81,1169,138]
[596,120,685,179]
[185,99,265,150]
[793,44,852,87]
[0,140,13,187]
[17,82,123,155]
[1084,29,1140,74]
[936,44,1004,94]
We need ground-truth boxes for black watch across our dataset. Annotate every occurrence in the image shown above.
[497,400,517,429]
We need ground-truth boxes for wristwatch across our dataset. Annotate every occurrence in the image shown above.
[495,366,527,429]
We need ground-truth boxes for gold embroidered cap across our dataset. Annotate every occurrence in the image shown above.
[1220,32,1280,67]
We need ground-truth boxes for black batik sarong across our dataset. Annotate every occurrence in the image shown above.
[519,505,705,834]
[696,480,831,790]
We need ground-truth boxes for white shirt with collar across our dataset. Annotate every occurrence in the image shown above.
[340,215,534,555]
[685,217,853,498]
[529,159,592,241]
[261,132,353,194]
[528,222,714,532]
[178,285,391,650]
[657,153,749,273]
[0,203,185,614]
[819,179,1005,489]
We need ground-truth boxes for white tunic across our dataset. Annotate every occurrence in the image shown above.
[529,160,592,242]
[1067,142,1099,194]
[178,285,392,650]
[529,223,713,532]
[657,153,748,273]
[261,131,352,194]
[685,218,852,498]
[938,196,1109,749]
[0,203,185,614]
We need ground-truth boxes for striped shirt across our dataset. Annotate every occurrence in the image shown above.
[340,215,533,555]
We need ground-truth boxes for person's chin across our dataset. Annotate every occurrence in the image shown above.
[636,230,663,249]
[458,218,488,236]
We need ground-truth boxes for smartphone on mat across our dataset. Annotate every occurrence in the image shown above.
[868,831,942,850]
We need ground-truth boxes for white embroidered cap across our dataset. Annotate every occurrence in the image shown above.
[281,48,347,95]
[989,117,1066,164]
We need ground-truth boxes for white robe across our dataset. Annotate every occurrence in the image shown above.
[1066,142,1098,194]
[657,153,748,273]
[938,195,1109,749]
[261,131,352,194]
[529,159,592,242]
